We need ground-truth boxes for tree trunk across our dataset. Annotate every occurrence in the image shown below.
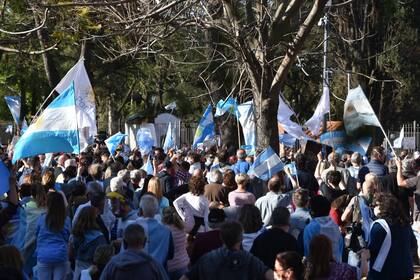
[253,92,279,153]
[33,9,60,89]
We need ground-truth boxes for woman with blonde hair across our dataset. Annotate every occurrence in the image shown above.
[228,173,255,206]
[162,206,193,280]
[147,177,169,214]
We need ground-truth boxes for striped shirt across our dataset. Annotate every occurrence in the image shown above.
[167,225,190,272]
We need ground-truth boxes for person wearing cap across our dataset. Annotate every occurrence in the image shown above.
[250,207,298,269]
[181,221,274,280]
[190,208,226,265]
[107,189,138,241]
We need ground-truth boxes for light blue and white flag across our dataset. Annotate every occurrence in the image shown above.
[343,85,381,136]
[215,97,240,118]
[0,161,10,196]
[141,155,154,175]
[163,122,175,153]
[277,94,307,139]
[54,59,97,152]
[4,96,21,125]
[238,101,256,154]
[279,133,297,148]
[12,83,80,163]
[105,132,127,156]
[249,146,284,181]
[193,105,215,148]
[393,126,404,149]
[21,118,28,134]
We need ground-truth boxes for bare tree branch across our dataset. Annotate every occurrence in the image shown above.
[41,0,134,8]
[0,8,48,35]
[0,43,58,54]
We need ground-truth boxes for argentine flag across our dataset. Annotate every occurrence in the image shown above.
[105,132,127,155]
[215,97,240,118]
[193,105,215,148]
[4,96,21,125]
[163,122,175,153]
[12,83,80,163]
[250,146,284,181]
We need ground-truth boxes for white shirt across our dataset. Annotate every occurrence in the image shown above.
[173,192,209,231]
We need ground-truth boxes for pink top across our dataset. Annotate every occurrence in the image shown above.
[167,224,190,271]
[228,190,256,206]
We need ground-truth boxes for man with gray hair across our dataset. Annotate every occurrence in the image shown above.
[131,194,174,266]
[100,223,169,280]
[204,169,224,204]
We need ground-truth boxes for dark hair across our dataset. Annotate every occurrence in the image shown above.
[305,235,333,279]
[162,207,184,230]
[220,221,243,249]
[271,206,290,226]
[310,196,331,218]
[90,192,106,208]
[268,176,282,193]
[0,245,23,271]
[189,176,205,196]
[223,169,237,189]
[331,195,351,211]
[295,153,306,170]
[371,146,385,159]
[91,244,115,280]
[293,189,310,208]
[180,161,190,171]
[31,183,47,208]
[19,183,32,198]
[72,206,99,237]
[326,171,341,186]
[374,192,410,226]
[239,205,263,233]
[124,224,146,248]
[46,192,66,232]
[71,181,87,197]
[276,251,304,280]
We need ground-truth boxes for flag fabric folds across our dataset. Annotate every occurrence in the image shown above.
[279,133,297,148]
[105,132,127,156]
[237,101,256,154]
[393,126,404,148]
[193,105,215,148]
[163,122,175,153]
[136,123,158,156]
[343,85,381,136]
[305,85,330,135]
[12,83,80,163]
[250,146,284,181]
[54,59,97,152]
[277,95,306,139]
[4,96,21,125]
[141,155,154,176]
[0,161,10,196]
[21,119,28,134]
[215,97,240,118]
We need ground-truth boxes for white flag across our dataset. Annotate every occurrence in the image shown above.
[164,101,177,111]
[393,126,404,148]
[277,95,306,139]
[305,85,330,135]
[237,101,256,153]
[54,59,97,152]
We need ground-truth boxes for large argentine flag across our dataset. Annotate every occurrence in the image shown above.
[193,105,215,148]
[12,83,79,163]
[250,146,284,181]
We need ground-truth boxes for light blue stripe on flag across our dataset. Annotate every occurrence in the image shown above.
[12,83,79,163]
[279,133,297,148]
[193,105,215,147]
[105,132,127,155]
[0,161,10,196]
[250,146,284,181]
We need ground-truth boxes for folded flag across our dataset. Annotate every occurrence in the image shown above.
[0,161,10,196]
[4,96,21,125]
[250,146,284,181]
[12,83,80,163]
[105,132,127,155]
[393,126,404,149]
[141,155,154,175]
[305,85,330,136]
[193,105,215,148]
[215,97,240,118]
[163,122,175,153]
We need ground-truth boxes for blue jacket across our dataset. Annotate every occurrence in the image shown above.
[233,160,250,175]
[36,214,71,263]
[72,230,107,263]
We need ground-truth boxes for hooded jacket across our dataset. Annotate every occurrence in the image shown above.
[99,249,168,280]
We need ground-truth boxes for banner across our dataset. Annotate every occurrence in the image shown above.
[136,123,158,155]
[320,130,372,155]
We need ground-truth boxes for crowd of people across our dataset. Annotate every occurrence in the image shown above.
[0,141,419,280]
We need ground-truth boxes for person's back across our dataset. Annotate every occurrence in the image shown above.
[100,224,168,280]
